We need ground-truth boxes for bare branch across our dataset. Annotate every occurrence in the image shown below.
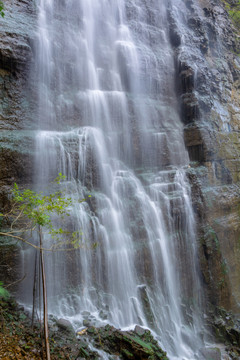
[10,206,26,230]
[5,274,27,289]
[0,232,84,252]
[0,232,47,251]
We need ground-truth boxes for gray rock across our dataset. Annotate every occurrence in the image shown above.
[134,325,146,336]
[83,319,90,327]
[56,318,75,335]
[99,310,108,320]
[198,347,221,360]
[81,311,90,317]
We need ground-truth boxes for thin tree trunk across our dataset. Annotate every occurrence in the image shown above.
[39,225,51,360]
[31,250,38,328]
[38,249,42,334]
[38,251,43,360]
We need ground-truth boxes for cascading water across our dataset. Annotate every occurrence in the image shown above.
[20,0,206,358]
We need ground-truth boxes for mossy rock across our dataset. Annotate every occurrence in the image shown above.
[223,0,240,31]
[86,325,169,360]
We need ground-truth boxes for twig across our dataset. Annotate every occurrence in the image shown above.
[5,274,26,289]
[0,231,85,252]
[10,206,25,230]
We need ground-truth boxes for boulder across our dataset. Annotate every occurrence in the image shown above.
[85,325,168,360]
[198,347,221,360]
[56,318,75,335]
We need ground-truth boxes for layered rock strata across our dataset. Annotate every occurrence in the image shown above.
[171,0,240,314]
[0,0,36,287]
[0,0,36,191]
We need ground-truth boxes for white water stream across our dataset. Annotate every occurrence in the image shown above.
[21,1,206,358]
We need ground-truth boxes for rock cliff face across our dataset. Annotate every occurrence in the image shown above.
[0,0,240,337]
[0,0,36,194]
[0,0,36,287]
[171,0,240,314]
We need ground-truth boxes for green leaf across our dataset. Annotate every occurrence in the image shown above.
[0,1,5,18]
[1,176,93,251]
[0,282,9,299]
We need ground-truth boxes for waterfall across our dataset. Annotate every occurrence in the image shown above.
[21,0,205,358]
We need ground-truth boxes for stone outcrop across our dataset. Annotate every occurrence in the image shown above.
[0,0,36,286]
[172,0,240,315]
[0,0,36,187]
[1,295,169,359]
[79,325,169,359]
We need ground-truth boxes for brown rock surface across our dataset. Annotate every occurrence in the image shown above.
[176,0,240,314]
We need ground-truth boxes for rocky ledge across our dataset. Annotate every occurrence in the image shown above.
[0,296,168,360]
[78,325,168,360]
[3,295,240,359]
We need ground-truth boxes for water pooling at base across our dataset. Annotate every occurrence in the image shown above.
[21,0,206,358]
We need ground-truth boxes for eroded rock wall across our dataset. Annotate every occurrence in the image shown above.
[0,0,36,287]
[172,0,240,313]
[0,0,36,193]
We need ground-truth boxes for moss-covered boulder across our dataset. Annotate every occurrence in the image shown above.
[84,325,168,360]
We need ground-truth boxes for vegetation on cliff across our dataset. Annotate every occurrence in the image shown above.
[0,1,4,18]
[0,281,9,299]
[223,0,240,31]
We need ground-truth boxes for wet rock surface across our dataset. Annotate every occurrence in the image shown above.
[56,318,76,335]
[172,0,240,317]
[199,347,222,360]
[3,296,240,359]
[206,307,240,359]
[0,0,36,130]
[83,325,168,360]
[0,0,36,186]
[169,0,240,355]
[0,296,169,359]
[0,1,37,285]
